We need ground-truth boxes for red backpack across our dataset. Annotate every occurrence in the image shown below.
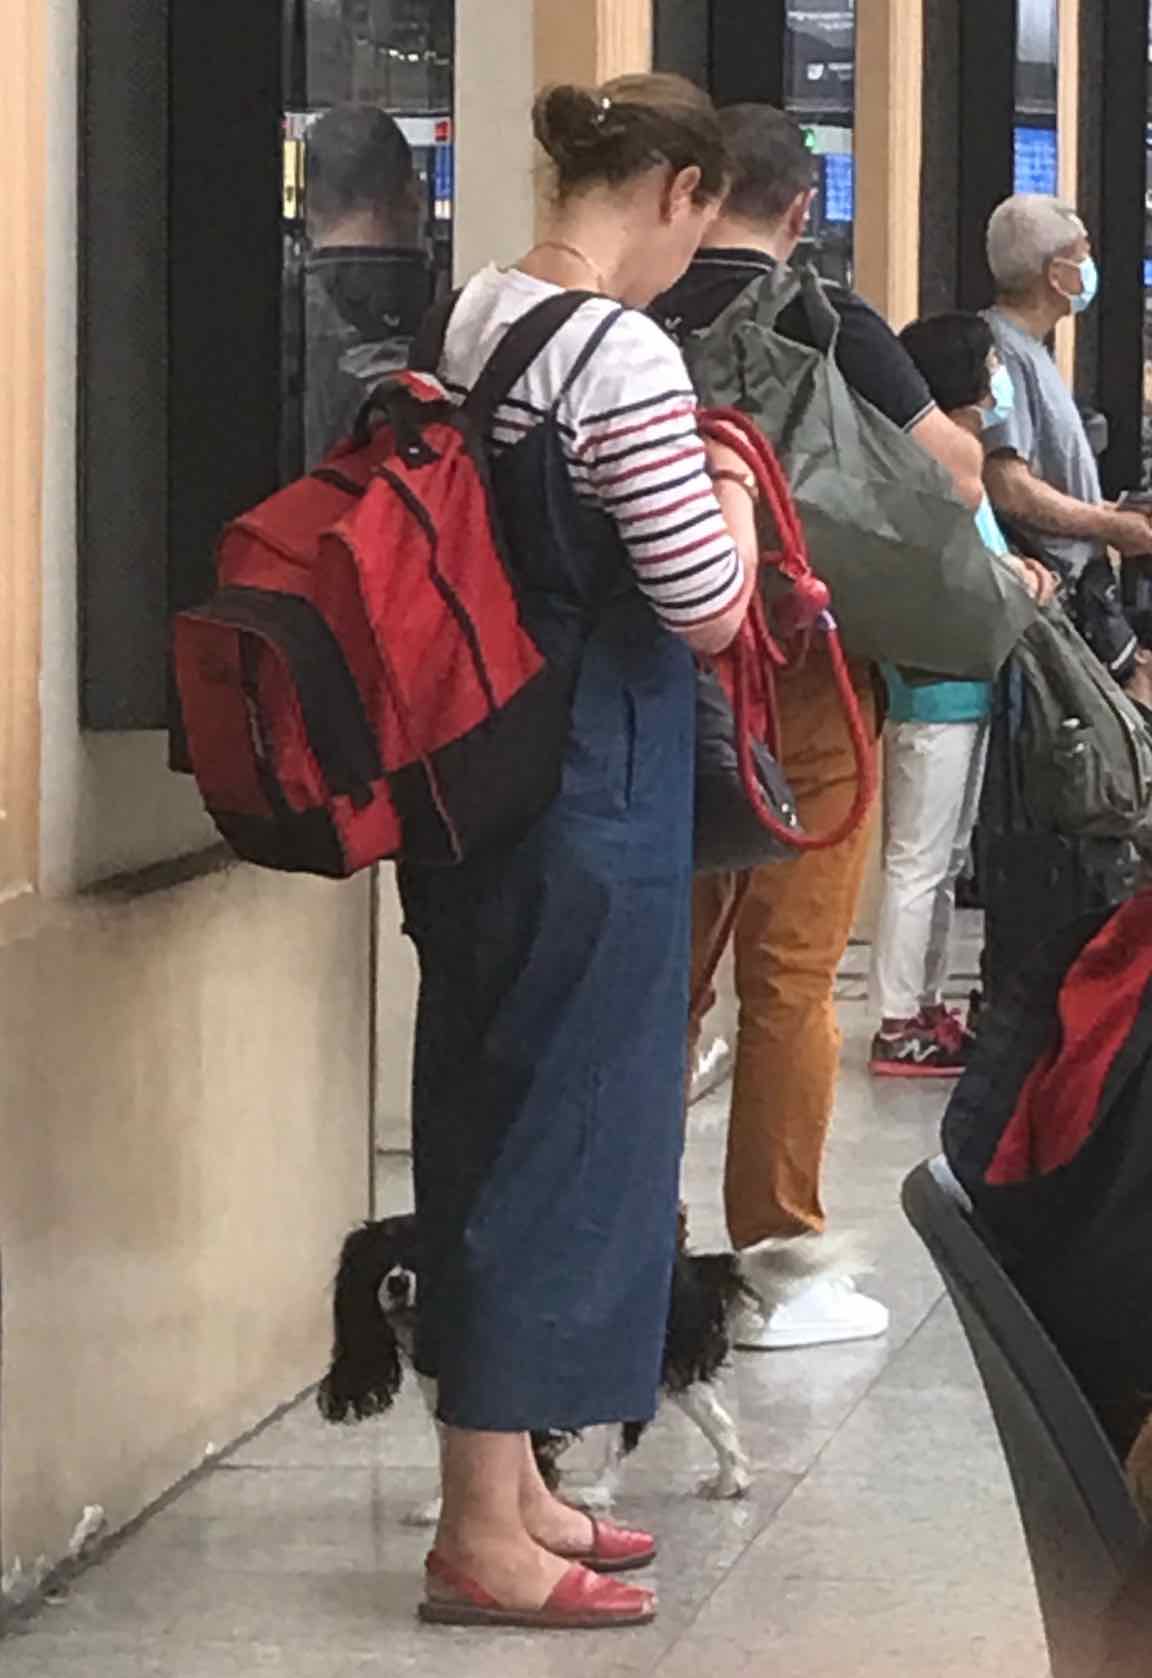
[173,291,595,877]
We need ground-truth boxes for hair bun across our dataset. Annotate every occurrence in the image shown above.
[532,85,609,166]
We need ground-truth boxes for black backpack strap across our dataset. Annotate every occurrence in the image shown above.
[461,290,602,426]
[408,288,462,374]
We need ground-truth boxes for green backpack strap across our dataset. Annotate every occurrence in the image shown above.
[749,264,840,355]
[746,263,803,330]
[744,265,841,350]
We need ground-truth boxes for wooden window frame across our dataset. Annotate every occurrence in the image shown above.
[0,0,46,904]
[855,0,923,326]
[536,0,654,93]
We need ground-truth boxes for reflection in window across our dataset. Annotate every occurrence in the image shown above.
[1015,0,1059,197]
[785,2,855,286]
[281,0,455,479]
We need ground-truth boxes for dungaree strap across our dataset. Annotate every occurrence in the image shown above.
[550,306,627,406]
[461,291,607,426]
[412,286,627,424]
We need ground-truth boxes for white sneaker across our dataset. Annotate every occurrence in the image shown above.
[734,1276,890,1351]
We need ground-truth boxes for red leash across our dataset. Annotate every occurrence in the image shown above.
[686,411,878,1022]
[697,407,877,853]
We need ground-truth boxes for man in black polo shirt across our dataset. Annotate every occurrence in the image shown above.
[653,104,985,1350]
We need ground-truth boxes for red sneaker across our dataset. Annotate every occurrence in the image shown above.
[869,1016,966,1079]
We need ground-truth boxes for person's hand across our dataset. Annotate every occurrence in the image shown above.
[1103,506,1152,558]
[1007,555,1059,605]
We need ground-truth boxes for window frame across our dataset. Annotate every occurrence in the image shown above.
[0,0,46,902]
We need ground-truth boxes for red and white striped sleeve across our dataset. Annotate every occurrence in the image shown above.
[560,312,742,633]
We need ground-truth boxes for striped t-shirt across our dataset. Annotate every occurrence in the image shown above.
[440,265,742,633]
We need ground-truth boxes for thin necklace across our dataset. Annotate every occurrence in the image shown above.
[530,240,608,293]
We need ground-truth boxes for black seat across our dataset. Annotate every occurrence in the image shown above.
[902,1158,1149,1678]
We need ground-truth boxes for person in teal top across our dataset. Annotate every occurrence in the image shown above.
[883,495,1006,726]
[870,313,1052,1078]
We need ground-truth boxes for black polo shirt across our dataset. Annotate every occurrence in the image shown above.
[652,249,934,434]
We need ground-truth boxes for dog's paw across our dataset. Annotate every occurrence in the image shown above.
[697,1463,752,1501]
[567,1482,617,1514]
[403,1497,443,1529]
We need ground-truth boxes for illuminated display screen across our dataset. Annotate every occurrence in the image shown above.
[823,152,854,223]
[1014,126,1058,196]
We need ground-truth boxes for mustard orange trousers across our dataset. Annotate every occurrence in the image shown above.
[690,650,879,1249]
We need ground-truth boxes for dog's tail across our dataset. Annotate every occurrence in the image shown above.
[317,1221,409,1424]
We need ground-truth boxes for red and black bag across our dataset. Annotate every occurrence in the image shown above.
[173,292,595,877]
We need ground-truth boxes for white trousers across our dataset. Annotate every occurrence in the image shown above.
[870,719,990,1022]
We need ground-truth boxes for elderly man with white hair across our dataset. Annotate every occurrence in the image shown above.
[974,195,1149,1011]
[982,194,1152,675]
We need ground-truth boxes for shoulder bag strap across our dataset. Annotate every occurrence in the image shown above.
[794,268,841,356]
[408,288,462,373]
[749,264,804,331]
[748,265,839,358]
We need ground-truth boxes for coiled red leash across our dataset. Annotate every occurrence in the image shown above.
[697,407,876,853]
[685,411,878,1029]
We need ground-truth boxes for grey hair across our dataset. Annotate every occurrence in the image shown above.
[986,194,1087,293]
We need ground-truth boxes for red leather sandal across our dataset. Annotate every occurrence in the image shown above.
[419,1550,657,1630]
[555,1517,657,1574]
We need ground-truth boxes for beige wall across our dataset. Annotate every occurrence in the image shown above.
[454,0,537,279]
[1,0,374,1593]
[1,867,372,1581]
[374,875,417,1151]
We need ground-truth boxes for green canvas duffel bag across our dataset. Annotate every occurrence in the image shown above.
[680,266,1036,678]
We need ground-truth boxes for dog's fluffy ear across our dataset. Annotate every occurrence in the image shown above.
[317,1222,407,1424]
[737,1232,868,1318]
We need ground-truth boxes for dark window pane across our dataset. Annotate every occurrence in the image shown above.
[1015,0,1059,196]
[786,2,855,286]
[281,0,455,478]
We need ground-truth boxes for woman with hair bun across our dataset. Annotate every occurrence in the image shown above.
[402,73,758,1631]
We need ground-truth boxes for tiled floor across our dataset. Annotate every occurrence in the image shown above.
[0,997,1049,1676]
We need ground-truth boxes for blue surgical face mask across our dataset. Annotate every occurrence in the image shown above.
[982,364,1016,430]
[1057,255,1099,314]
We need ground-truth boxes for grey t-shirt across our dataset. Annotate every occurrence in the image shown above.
[982,307,1102,579]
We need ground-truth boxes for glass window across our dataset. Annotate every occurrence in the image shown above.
[785,2,855,286]
[1015,0,1059,196]
[281,0,455,479]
